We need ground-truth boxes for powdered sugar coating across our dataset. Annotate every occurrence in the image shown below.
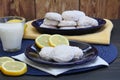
[40,24,57,29]
[43,19,59,26]
[51,45,75,62]
[62,10,86,21]
[45,12,62,21]
[58,20,77,27]
[77,16,98,27]
[39,47,54,60]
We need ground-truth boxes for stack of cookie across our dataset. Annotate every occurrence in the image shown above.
[40,10,98,29]
[40,12,62,29]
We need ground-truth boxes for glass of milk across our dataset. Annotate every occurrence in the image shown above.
[0,16,25,52]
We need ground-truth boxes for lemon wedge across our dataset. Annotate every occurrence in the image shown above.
[35,34,51,48]
[49,34,69,47]
[0,57,14,70]
[1,61,27,76]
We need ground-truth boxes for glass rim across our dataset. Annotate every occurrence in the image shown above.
[0,16,25,24]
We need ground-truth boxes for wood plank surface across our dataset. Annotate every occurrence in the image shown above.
[80,0,120,19]
[0,0,10,17]
[8,0,35,20]
[18,0,35,20]
[104,0,120,19]
[0,0,120,20]
[0,0,35,20]
[35,0,79,19]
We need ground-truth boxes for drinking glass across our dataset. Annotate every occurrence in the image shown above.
[0,16,25,52]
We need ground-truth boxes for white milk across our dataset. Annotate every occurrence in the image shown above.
[0,22,24,52]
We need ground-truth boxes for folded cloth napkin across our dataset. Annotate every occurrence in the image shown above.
[12,53,109,76]
[23,19,113,45]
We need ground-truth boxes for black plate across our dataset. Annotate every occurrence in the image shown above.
[24,41,98,66]
[32,18,106,35]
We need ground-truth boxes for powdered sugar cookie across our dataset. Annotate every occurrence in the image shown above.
[40,24,57,29]
[62,10,86,21]
[59,26,76,29]
[45,12,62,21]
[39,47,54,60]
[43,19,59,26]
[58,20,77,27]
[51,45,75,62]
[77,16,98,27]
[71,46,84,59]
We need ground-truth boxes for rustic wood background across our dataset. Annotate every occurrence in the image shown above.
[0,0,120,20]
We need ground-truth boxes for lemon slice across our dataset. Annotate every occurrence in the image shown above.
[49,34,69,47]
[0,57,14,70]
[35,34,51,48]
[7,19,22,23]
[1,61,27,76]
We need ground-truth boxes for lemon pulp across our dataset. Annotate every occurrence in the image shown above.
[0,57,14,70]
[35,34,51,48]
[49,34,69,47]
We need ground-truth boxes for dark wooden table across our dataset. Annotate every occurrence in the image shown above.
[0,19,120,80]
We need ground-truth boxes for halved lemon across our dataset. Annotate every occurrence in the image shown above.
[7,19,22,23]
[35,34,51,48]
[49,34,69,47]
[0,57,14,70]
[1,61,27,76]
